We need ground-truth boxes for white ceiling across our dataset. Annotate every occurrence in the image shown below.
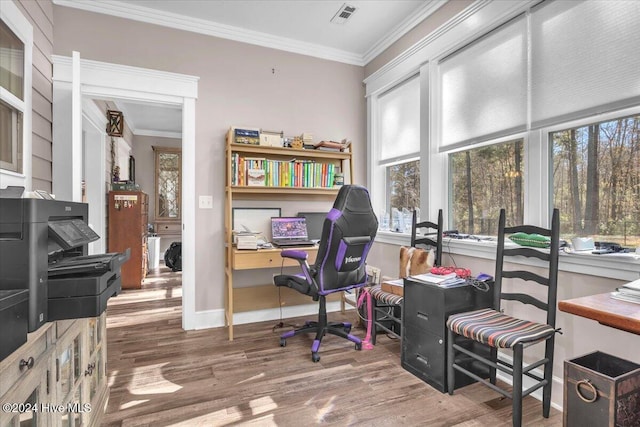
[60,0,445,136]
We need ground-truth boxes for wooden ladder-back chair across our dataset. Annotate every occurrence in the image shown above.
[369,209,443,344]
[446,208,560,427]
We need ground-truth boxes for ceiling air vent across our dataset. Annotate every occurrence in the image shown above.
[330,3,357,24]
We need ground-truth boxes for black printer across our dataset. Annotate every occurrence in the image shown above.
[0,198,129,333]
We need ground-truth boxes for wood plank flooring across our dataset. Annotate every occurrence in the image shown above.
[103,266,563,426]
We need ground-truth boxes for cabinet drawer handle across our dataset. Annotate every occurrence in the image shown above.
[417,312,429,321]
[575,379,598,403]
[416,354,431,368]
[19,357,35,371]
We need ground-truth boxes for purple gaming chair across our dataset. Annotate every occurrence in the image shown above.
[274,185,378,362]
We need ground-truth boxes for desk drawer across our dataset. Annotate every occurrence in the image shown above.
[401,327,445,391]
[0,325,51,397]
[233,249,317,270]
[156,222,181,235]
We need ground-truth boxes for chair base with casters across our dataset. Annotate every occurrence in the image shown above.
[277,293,362,362]
[273,185,379,362]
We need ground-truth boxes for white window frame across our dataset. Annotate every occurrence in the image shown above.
[0,1,32,190]
[365,0,640,281]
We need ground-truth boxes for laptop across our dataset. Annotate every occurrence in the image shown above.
[270,217,316,247]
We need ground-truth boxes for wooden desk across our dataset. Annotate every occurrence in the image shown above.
[558,293,640,335]
[226,246,341,340]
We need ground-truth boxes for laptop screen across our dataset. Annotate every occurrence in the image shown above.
[271,217,309,241]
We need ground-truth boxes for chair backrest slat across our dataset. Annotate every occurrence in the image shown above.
[504,224,552,236]
[504,247,551,261]
[411,209,443,266]
[502,270,549,286]
[501,293,548,311]
[494,208,560,328]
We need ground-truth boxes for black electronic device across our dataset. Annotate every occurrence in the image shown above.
[297,212,327,241]
[0,198,127,333]
[49,218,100,250]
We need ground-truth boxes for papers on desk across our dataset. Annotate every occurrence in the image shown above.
[409,272,466,288]
[611,278,640,304]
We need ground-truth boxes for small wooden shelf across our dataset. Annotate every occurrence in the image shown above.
[224,127,355,340]
[229,142,351,160]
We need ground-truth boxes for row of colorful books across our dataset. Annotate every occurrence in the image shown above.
[230,153,338,188]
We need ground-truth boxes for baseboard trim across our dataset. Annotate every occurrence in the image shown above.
[192,302,348,330]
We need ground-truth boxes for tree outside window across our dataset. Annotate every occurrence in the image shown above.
[386,159,420,232]
[450,140,524,235]
[552,115,640,246]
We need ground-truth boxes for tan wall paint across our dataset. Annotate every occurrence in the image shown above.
[15,0,54,192]
[364,0,473,78]
[52,6,366,312]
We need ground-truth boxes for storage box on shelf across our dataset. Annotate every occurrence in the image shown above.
[224,127,354,340]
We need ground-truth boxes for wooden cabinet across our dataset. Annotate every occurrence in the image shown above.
[401,279,493,392]
[0,315,108,426]
[224,129,353,340]
[108,191,148,289]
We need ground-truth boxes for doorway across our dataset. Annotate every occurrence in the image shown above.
[52,53,199,329]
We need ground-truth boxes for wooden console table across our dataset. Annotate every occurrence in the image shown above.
[558,293,640,335]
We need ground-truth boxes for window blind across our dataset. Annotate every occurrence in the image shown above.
[531,1,640,128]
[439,16,527,151]
[378,75,420,163]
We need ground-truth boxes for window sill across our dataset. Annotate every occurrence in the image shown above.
[375,232,640,282]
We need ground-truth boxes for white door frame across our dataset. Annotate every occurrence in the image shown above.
[52,53,199,329]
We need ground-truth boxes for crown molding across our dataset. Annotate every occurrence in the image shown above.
[53,0,365,66]
[362,0,448,65]
[134,129,183,139]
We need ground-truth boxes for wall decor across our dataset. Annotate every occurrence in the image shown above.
[107,110,124,137]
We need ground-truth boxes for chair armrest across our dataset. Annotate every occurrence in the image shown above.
[280,250,309,261]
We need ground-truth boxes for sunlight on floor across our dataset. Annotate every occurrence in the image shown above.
[120,399,150,410]
[249,396,277,415]
[315,395,336,423]
[236,372,266,385]
[168,406,243,426]
[129,362,182,395]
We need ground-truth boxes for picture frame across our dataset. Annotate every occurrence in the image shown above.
[106,110,124,137]
[232,207,281,237]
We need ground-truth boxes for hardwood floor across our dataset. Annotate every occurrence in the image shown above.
[103,266,563,426]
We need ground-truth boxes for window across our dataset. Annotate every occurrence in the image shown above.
[552,114,640,247]
[0,2,31,188]
[153,146,181,220]
[0,18,25,173]
[450,139,524,235]
[375,75,420,231]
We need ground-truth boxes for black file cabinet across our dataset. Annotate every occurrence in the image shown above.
[401,279,493,392]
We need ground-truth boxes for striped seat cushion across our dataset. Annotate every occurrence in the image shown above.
[447,308,555,349]
[369,285,403,305]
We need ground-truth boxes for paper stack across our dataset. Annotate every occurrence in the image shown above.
[408,272,466,288]
[611,278,640,304]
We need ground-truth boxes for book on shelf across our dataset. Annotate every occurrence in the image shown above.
[232,127,260,145]
[247,168,266,186]
[314,139,351,151]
